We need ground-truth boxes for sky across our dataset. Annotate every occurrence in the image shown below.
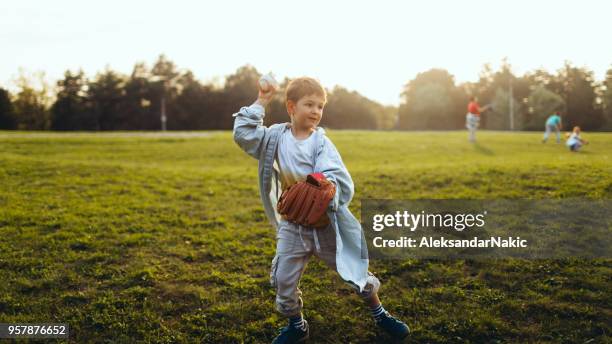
[2,0,611,106]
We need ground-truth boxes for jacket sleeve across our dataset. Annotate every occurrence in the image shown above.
[232,102,269,159]
[314,135,354,212]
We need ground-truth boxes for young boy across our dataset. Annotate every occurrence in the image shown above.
[542,112,562,143]
[466,96,490,143]
[566,126,588,152]
[232,76,410,343]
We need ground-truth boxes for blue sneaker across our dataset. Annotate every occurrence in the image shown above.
[376,312,410,339]
[272,319,309,344]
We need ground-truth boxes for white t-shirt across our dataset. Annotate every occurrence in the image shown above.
[277,129,317,190]
[566,132,581,146]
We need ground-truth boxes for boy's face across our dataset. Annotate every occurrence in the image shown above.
[287,94,326,130]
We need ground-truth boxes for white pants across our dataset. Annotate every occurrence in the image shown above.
[270,220,381,317]
[466,113,480,142]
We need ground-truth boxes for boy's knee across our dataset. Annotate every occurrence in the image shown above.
[270,255,301,288]
[275,273,298,295]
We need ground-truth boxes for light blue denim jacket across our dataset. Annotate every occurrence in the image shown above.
[232,103,370,292]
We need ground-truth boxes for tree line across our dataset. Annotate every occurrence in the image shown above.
[1,55,611,131]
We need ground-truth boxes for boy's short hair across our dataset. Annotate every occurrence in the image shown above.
[285,77,327,104]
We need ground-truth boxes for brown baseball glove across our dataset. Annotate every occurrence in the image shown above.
[277,173,336,229]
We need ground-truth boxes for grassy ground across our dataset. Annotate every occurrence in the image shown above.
[0,130,610,343]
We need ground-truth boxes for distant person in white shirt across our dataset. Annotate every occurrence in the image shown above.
[566,126,589,152]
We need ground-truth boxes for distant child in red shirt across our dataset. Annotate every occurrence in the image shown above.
[466,96,490,142]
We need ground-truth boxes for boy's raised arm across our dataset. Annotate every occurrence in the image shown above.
[232,102,269,159]
[232,76,278,159]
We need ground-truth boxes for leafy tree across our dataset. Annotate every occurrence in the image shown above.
[171,71,221,130]
[51,70,92,130]
[118,62,155,130]
[549,62,604,130]
[398,69,464,130]
[88,68,126,130]
[405,83,453,129]
[471,63,496,108]
[601,66,612,131]
[0,87,16,129]
[12,70,52,130]
[220,65,262,129]
[523,68,555,89]
[523,86,565,130]
[322,86,378,129]
[378,105,398,130]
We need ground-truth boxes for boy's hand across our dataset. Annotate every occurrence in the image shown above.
[255,74,279,107]
[256,87,276,107]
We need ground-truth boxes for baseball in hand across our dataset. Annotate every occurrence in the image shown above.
[259,73,279,92]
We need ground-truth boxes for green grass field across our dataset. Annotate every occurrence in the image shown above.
[1,130,611,343]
